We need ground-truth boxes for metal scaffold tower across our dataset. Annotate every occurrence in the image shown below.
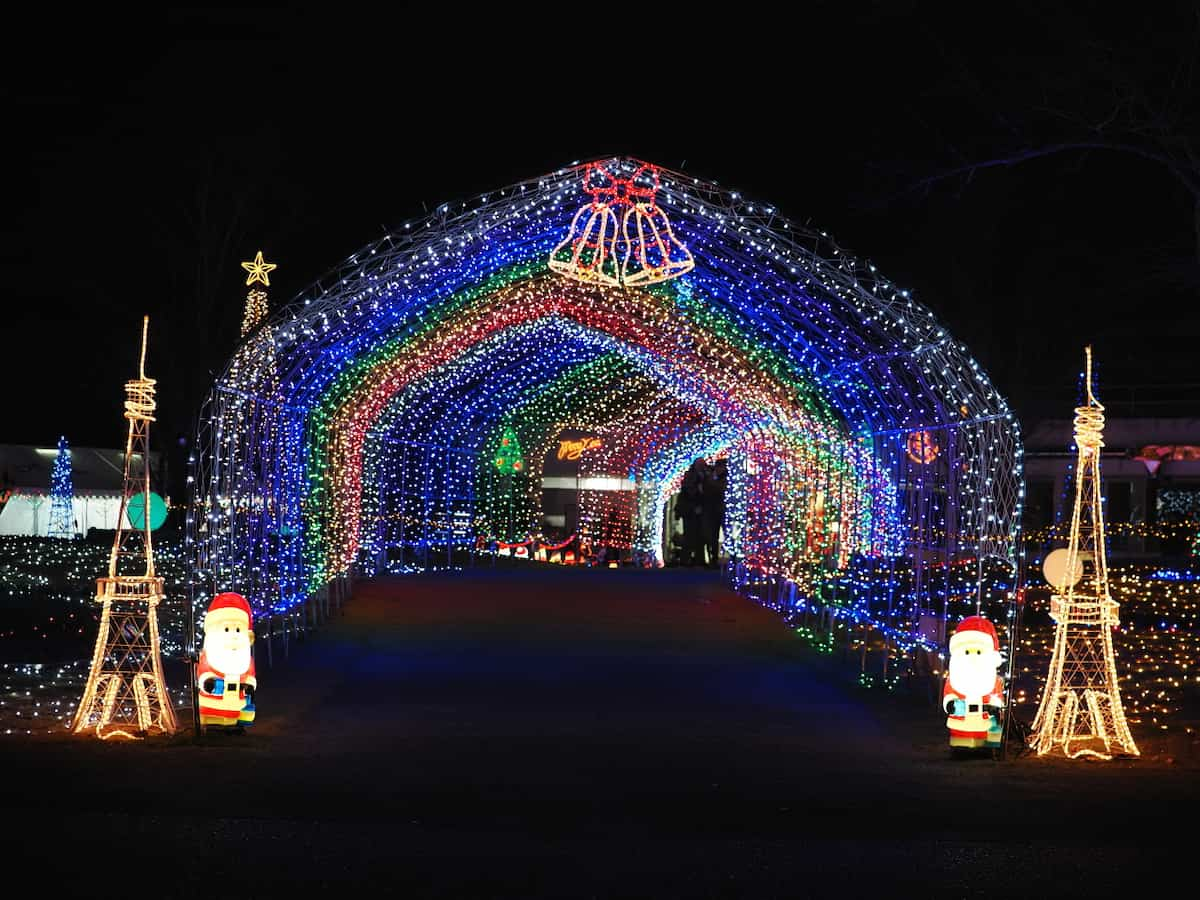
[73,316,178,739]
[1030,346,1138,759]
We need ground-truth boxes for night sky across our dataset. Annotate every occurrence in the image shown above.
[5,7,1198,455]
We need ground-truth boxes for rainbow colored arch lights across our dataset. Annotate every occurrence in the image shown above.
[188,158,1023,653]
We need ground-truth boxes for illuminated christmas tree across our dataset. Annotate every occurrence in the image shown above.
[240,250,275,337]
[493,425,525,475]
[47,435,74,539]
[490,425,528,543]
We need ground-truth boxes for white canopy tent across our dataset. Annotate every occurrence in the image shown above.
[0,444,164,537]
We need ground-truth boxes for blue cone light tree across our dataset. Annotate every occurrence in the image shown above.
[47,435,75,539]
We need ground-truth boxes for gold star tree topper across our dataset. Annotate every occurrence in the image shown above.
[241,250,277,287]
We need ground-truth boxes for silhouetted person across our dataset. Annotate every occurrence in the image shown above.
[680,459,708,566]
[702,458,727,569]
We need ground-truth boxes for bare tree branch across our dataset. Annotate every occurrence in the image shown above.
[896,141,1200,202]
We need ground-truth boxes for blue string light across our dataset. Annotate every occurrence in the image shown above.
[185,158,1024,669]
[47,437,74,540]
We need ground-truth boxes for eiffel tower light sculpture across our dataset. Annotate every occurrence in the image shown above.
[1029,346,1138,759]
[73,317,178,739]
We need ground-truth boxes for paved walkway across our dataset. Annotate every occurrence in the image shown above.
[2,567,1191,896]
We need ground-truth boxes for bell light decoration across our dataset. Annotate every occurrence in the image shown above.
[618,164,695,287]
[550,161,694,288]
[548,164,624,287]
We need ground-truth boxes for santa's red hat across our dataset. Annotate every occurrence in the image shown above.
[205,592,253,625]
[949,615,998,652]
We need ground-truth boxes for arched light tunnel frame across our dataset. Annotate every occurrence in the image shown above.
[186,156,1024,671]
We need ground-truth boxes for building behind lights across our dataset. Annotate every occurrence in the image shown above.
[1022,417,1200,557]
[0,444,165,537]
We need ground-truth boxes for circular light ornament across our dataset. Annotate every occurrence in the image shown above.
[126,491,168,531]
[906,430,940,465]
[1042,547,1084,590]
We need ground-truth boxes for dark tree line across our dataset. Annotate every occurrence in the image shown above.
[848,6,1200,419]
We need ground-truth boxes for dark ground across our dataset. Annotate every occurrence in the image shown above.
[3,567,1195,898]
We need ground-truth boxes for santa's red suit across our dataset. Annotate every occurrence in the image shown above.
[943,615,1004,748]
[197,592,257,728]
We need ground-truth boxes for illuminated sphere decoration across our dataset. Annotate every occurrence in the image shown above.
[187,157,1023,667]
[126,491,169,532]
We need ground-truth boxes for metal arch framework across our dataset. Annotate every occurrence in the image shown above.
[187,157,1023,659]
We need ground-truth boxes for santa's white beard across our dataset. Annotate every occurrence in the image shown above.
[948,655,998,697]
[208,643,251,676]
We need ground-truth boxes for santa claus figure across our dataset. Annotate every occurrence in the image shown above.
[943,615,1004,749]
[197,592,257,730]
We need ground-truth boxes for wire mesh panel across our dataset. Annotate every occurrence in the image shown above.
[361,438,476,570]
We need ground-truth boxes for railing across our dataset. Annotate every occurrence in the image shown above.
[728,558,960,707]
[1049,595,1119,626]
[96,576,163,603]
[254,570,354,668]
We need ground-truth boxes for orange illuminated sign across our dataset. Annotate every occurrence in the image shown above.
[557,437,601,461]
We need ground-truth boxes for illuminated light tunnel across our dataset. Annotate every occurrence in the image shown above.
[188,157,1023,653]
